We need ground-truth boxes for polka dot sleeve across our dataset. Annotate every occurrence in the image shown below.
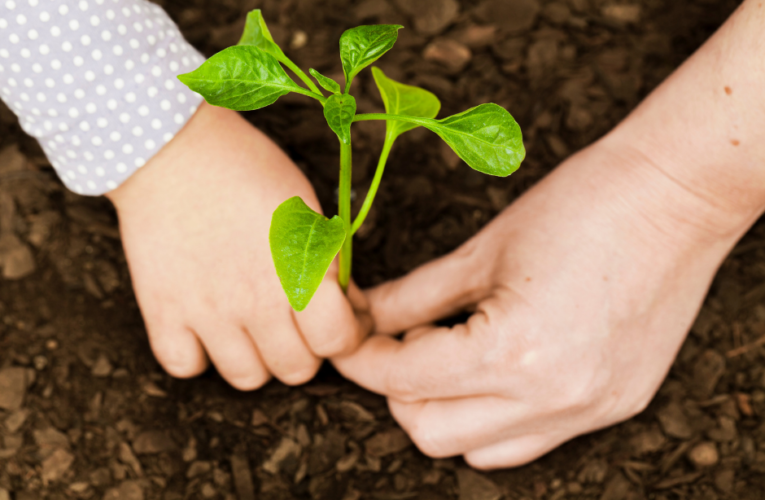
[0,0,205,195]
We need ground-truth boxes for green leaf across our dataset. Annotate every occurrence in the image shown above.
[310,69,342,95]
[324,94,357,145]
[237,9,286,62]
[372,67,440,138]
[178,46,306,111]
[339,25,403,89]
[423,103,525,176]
[269,197,347,311]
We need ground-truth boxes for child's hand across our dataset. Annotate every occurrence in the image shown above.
[107,102,368,390]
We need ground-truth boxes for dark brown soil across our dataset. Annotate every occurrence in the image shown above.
[2,0,763,499]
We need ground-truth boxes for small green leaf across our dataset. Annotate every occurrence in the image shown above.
[324,94,357,145]
[339,25,403,89]
[178,46,305,111]
[269,197,347,311]
[423,103,525,176]
[372,67,440,138]
[310,69,342,95]
[238,9,286,62]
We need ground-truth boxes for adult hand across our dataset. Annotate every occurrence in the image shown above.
[334,139,742,467]
[107,103,369,390]
[335,0,765,469]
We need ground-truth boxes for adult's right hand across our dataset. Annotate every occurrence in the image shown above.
[335,0,765,469]
[334,136,744,468]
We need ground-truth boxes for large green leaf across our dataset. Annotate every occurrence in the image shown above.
[178,46,306,111]
[372,67,440,138]
[237,9,286,62]
[310,68,341,95]
[423,104,524,176]
[324,94,357,145]
[269,197,347,312]
[339,25,403,89]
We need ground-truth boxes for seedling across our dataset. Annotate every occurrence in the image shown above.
[178,11,525,311]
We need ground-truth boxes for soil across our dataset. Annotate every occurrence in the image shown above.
[0,0,763,499]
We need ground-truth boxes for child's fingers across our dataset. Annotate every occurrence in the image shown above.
[294,276,368,358]
[193,321,271,391]
[246,311,322,386]
[146,322,209,379]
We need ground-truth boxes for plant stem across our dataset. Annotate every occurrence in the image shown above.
[353,113,430,126]
[351,130,395,234]
[282,58,325,98]
[338,140,353,292]
[292,86,327,104]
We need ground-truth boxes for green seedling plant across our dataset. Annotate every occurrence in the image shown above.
[178,10,526,311]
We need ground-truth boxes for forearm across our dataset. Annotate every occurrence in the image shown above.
[605,0,765,238]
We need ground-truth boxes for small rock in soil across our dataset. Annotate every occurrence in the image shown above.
[692,349,726,398]
[0,368,28,411]
[309,430,346,475]
[577,460,608,484]
[90,467,112,487]
[475,0,540,33]
[103,480,144,500]
[118,442,143,477]
[92,353,114,377]
[527,38,559,83]
[542,2,572,24]
[132,430,176,454]
[630,428,666,455]
[34,427,70,457]
[262,437,302,474]
[393,0,459,36]
[423,38,472,73]
[4,408,29,433]
[453,25,497,49]
[364,428,412,457]
[187,461,212,479]
[707,416,737,442]
[251,409,269,427]
[600,473,632,500]
[41,447,75,483]
[656,401,694,439]
[182,436,198,462]
[200,482,217,498]
[230,453,256,500]
[456,469,501,500]
[601,4,641,25]
[714,469,735,494]
[337,401,376,423]
[0,233,36,279]
[687,441,719,468]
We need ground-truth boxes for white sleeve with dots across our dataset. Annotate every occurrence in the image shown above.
[0,0,206,195]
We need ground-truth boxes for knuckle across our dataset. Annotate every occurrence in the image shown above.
[383,369,419,403]
[552,367,605,413]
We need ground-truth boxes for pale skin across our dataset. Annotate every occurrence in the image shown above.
[106,102,368,390]
[333,0,765,468]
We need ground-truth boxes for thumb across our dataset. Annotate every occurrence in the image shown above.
[368,238,493,335]
[294,264,372,358]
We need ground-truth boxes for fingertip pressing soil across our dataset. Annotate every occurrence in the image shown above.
[2,1,763,499]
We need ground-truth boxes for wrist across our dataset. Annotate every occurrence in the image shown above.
[601,0,765,240]
[106,102,230,211]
